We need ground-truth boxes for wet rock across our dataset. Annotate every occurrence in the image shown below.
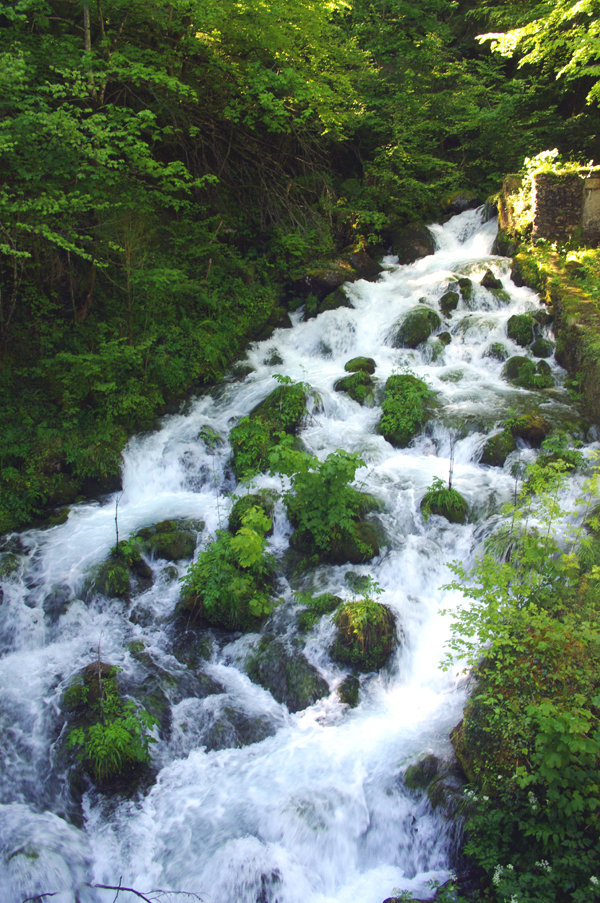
[439,290,459,317]
[391,222,436,264]
[421,486,468,524]
[264,349,284,367]
[328,521,382,565]
[510,412,552,446]
[492,229,518,257]
[294,260,356,302]
[254,307,294,341]
[85,559,130,599]
[490,288,512,304]
[442,189,481,215]
[246,636,329,713]
[297,592,342,632]
[457,277,473,301]
[319,287,353,314]
[343,248,383,282]
[344,357,376,374]
[0,552,21,579]
[331,600,396,672]
[390,307,441,349]
[507,313,536,347]
[502,356,555,389]
[530,337,555,358]
[334,371,375,406]
[480,269,503,290]
[146,530,197,562]
[200,704,277,750]
[42,585,72,623]
[229,491,275,535]
[480,431,517,467]
[404,754,441,792]
[532,308,553,327]
[337,674,360,707]
[483,341,510,362]
[438,331,452,346]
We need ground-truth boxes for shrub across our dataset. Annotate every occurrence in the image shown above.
[379,373,434,448]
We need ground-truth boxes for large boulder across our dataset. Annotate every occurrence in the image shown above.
[507,313,537,347]
[334,371,375,406]
[379,374,434,448]
[480,269,503,290]
[343,248,383,281]
[294,260,356,302]
[480,430,517,467]
[510,412,552,446]
[246,636,329,713]
[439,290,459,317]
[530,337,555,359]
[441,189,481,215]
[389,307,441,349]
[390,222,436,264]
[331,600,397,672]
[502,356,555,389]
[344,356,376,374]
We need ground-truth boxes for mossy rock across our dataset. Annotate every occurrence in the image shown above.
[331,600,396,672]
[146,530,196,561]
[510,413,552,447]
[390,221,435,264]
[246,636,329,713]
[86,559,130,599]
[229,492,275,535]
[438,331,452,346]
[507,313,536,347]
[297,592,342,632]
[425,338,445,362]
[439,290,459,317]
[249,383,308,434]
[457,277,473,300]
[480,269,503,290]
[263,349,284,367]
[404,754,441,792]
[378,374,433,448]
[328,521,381,565]
[421,486,468,524]
[484,341,510,362]
[490,288,512,305]
[390,307,441,348]
[531,309,553,327]
[530,337,555,359]
[502,356,555,389]
[320,287,353,314]
[198,425,225,450]
[480,431,517,467]
[337,674,360,708]
[182,590,265,633]
[334,371,375,406]
[442,189,481,215]
[510,253,543,290]
[492,229,518,257]
[0,552,21,579]
[344,356,376,374]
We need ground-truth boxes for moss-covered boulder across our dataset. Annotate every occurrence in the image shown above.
[492,229,518,257]
[484,341,510,362]
[319,287,353,314]
[344,357,376,374]
[334,371,375,406]
[438,331,452,346]
[229,492,275,535]
[480,430,518,467]
[439,290,459,317]
[510,412,552,446]
[379,374,433,448]
[328,521,382,565]
[531,337,555,358]
[337,674,360,707]
[421,484,468,524]
[390,307,441,348]
[442,189,481,215]
[85,559,130,599]
[343,248,383,282]
[297,593,342,632]
[331,600,396,672]
[404,754,442,792]
[246,636,329,713]
[391,222,436,264]
[146,530,196,561]
[294,260,356,302]
[491,288,512,304]
[507,313,536,347]
[502,356,555,389]
[457,277,473,301]
[532,308,553,327]
[230,380,309,478]
[480,269,503,290]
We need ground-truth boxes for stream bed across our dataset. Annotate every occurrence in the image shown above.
[0,209,586,903]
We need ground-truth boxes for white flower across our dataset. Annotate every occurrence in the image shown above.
[483,795,489,801]
[591,876,599,886]
[510,896,519,903]
[507,864,514,871]
[535,860,551,872]
[493,865,503,886]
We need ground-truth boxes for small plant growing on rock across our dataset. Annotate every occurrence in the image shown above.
[331,579,396,671]
[421,476,468,524]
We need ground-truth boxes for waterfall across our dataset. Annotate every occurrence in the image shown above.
[0,209,579,903]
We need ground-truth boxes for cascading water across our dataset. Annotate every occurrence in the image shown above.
[0,209,584,903]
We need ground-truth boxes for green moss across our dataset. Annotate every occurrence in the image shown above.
[530,337,555,358]
[438,331,452,346]
[509,412,552,446]
[391,307,441,348]
[379,374,434,448]
[334,370,375,406]
[246,636,329,713]
[421,479,468,524]
[344,357,376,374]
[484,341,510,361]
[480,430,517,467]
[502,356,555,389]
[337,674,360,707]
[86,559,131,599]
[439,290,459,317]
[404,754,441,792]
[457,277,473,300]
[297,592,342,631]
[331,599,396,672]
[507,313,536,347]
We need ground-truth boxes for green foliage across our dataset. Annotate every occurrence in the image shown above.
[66,669,157,782]
[444,454,600,901]
[379,373,434,448]
[296,591,342,631]
[331,580,396,671]
[421,476,468,524]
[181,506,277,630]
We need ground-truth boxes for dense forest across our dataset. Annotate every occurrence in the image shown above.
[1,0,599,534]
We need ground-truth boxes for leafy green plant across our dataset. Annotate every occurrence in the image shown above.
[379,373,434,448]
[331,580,396,671]
[66,668,157,782]
[181,506,277,629]
[421,476,468,524]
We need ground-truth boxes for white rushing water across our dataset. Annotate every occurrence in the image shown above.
[0,209,583,903]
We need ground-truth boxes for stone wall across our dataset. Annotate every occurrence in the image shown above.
[500,170,600,245]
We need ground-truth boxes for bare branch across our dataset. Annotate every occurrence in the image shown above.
[21,894,58,903]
